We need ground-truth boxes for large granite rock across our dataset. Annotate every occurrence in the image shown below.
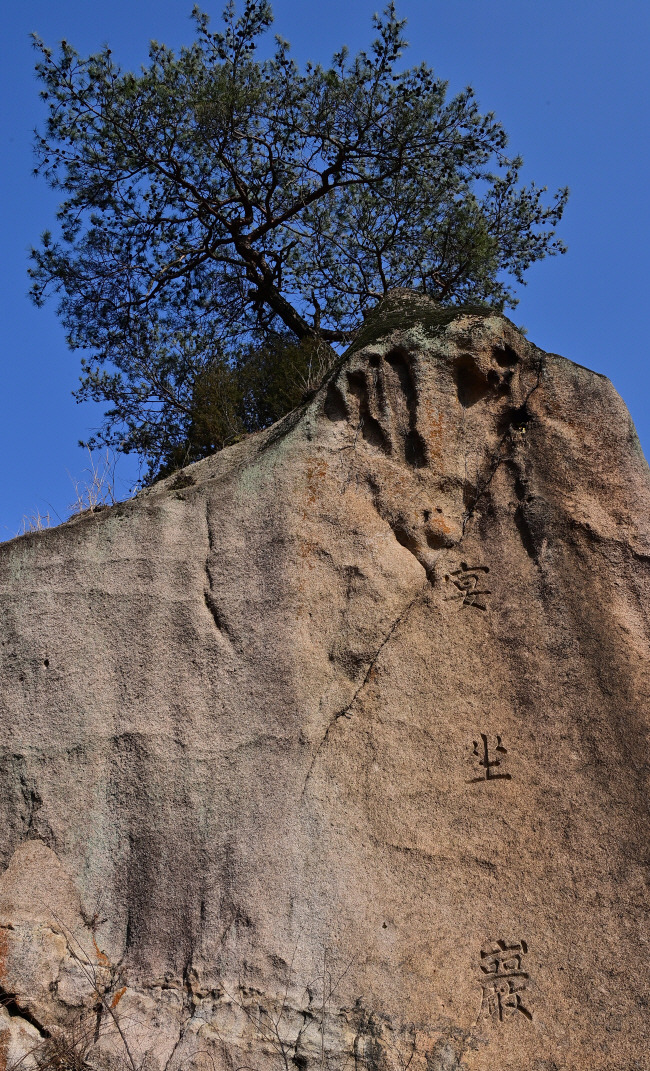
[1,292,649,1071]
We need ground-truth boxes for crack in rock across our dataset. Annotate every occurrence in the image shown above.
[301,585,428,798]
[0,984,50,1038]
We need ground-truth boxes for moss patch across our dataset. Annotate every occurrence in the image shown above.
[346,293,498,355]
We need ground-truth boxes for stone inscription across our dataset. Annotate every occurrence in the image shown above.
[445,562,491,610]
[470,734,511,782]
[479,940,532,1023]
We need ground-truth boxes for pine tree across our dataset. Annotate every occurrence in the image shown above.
[30,2,568,480]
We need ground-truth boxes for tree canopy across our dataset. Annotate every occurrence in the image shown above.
[30,1,568,479]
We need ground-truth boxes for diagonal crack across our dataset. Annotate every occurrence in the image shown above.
[300,583,428,798]
[0,984,50,1038]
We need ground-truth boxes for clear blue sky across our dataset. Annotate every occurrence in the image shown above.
[1,1,648,539]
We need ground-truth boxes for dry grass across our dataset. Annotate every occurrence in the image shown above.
[16,509,55,535]
[67,449,117,516]
[5,449,122,543]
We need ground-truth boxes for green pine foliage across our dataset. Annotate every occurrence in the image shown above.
[30,1,568,481]
[159,335,328,475]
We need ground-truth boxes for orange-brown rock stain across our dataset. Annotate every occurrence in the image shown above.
[110,985,127,1009]
[431,513,453,535]
[425,512,455,550]
[92,935,110,967]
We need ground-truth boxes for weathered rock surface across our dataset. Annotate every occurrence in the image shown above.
[1,292,649,1070]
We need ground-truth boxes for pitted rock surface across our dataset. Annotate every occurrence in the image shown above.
[1,292,649,1071]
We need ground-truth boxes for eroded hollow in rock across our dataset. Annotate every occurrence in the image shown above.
[346,369,389,453]
[493,343,519,367]
[453,354,492,408]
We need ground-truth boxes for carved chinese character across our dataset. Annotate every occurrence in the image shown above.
[479,940,532,1023]
[445,562,491,610]
[470,734,511,782]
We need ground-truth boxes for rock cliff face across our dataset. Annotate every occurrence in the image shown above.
[1,292,649,1071]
